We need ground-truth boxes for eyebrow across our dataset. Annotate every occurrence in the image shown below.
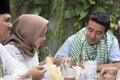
[6,17,11,20]
[96,31,102,34]
[87,26,103,33]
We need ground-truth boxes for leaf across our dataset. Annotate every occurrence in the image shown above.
[75,4,84,16]
[81,0,91,9]
[95,0,106,6]
[79,11,88,20]
[64,7,75,19]
[88,0,96,4]
[93,6,106,12]
[110,22,118,30]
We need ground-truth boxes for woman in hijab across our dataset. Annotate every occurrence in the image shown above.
[4,14,49,70]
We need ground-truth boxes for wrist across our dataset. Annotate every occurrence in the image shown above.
[21,71,32,79]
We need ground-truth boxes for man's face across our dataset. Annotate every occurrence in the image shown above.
[0,14,12,43]
[86,20,106,45]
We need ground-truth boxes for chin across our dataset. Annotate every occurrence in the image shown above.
[89,41,96,45]
[90,41,99,45]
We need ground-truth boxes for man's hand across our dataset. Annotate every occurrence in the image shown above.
[99,67,119,80]
[62,57,71,64]
[53,57,71,66]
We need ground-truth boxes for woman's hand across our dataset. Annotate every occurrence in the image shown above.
[22,65,46,80]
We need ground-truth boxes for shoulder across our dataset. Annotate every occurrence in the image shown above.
[64,35,75,44]
[68,35,75,40]
[4,44,21,56]
[5,44,19,51]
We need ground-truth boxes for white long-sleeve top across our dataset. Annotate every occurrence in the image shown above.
[0,43,27,79]
[4,44,39,70]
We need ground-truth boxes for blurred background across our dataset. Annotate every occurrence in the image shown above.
[10,0,120,61]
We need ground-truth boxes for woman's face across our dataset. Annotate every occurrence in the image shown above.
[34,26,48,48]
[86,20,106,45]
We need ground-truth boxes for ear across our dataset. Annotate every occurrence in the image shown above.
[118,21,120,27]
[85,23,88,27]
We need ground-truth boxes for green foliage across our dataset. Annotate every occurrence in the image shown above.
[30,6,42,15]
[50,0,65,50]
[46,29,54,40]
[88,0,96,4]
[10,0,17,22]
[64,6,75,19]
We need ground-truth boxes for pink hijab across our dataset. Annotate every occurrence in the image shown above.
[4,14,49,57]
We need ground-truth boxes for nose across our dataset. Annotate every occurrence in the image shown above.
[9,22,12,28]
[91,32,96,38]
[43,36,46,41]
[8,22,12,30]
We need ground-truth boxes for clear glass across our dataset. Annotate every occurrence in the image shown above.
[63,67,76,80]
[84,60,97,80]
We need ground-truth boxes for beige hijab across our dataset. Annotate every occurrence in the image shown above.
[4,14,49,57]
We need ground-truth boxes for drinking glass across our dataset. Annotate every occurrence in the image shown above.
[84,60,97,80]
[63,67,76,80]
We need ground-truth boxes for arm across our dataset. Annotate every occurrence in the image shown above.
[97,62,120,72]
[53,35,74,65]
[97,36,120,72]
[109,36,120,62]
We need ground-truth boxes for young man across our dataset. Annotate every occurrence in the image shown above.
[0,0,46,79]
[54,11,120,71]
[0,0,12,43]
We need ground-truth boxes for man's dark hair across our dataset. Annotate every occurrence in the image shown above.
[0,0,10,14]
[86,11,110,32]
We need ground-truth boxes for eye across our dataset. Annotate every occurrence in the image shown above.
[87,27,93,32]
[39,34,43,37]
[39,34,45,37]
[96,31,102,36]
[5,19,11,23]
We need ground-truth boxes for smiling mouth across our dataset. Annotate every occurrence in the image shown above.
[89,39,95,42]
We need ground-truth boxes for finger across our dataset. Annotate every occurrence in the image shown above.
[67,57,71,63]
[38,69,46,77]
[35,65,45,70]
[100,67,107,75]
[99,67,107,80]
[103,73,115,80]
[41,69,46,73]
